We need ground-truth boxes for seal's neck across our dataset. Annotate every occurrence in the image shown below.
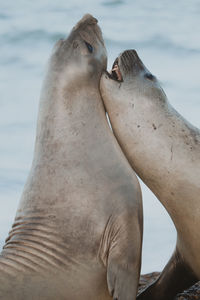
[134,100,199,219]
[32,74,106,166]
[112,96,200,226]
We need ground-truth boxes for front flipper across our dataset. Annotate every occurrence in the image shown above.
[107,258,139,300]
[137,248,198,300]
[99,212,142,300]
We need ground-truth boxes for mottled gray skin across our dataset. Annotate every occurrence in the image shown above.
[100,50,200,299]
[0,18,143,300]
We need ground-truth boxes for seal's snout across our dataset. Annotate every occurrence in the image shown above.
[120,49,140,62]
[120,49,141,67]
[81,14,98,25]
[64,14,106,71]
[108,49,145,82]
[73,14,98,31]
[120,49,145,75]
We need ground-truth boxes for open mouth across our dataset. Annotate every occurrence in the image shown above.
[107,57,123,82]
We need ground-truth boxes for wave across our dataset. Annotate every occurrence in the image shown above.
[0,13,10,19]
[0,168,27,191]
[102,0,124,6]
[0,122,33,132]
[105,35,200,55]
[1,29,65,45]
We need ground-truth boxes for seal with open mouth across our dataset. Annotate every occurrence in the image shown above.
[0,18,143,300]
[100,49,200,299]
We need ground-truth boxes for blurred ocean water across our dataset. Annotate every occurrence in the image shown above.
[0,0,200,273]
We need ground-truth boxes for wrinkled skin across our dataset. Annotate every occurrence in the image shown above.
[100,49,200,299]
[0,18,143,300]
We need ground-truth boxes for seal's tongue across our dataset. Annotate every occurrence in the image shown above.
[112,64,122,81]
[109,57,123,82]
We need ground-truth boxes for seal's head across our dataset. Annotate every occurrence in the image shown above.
[48,14,107,89]
[100,49,167,115]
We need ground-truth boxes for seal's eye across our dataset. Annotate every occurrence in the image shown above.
[85,41,93,53]
[144,73,155,81]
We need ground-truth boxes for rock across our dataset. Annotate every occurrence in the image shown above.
[139,272,200,299]
[138,272,160,293]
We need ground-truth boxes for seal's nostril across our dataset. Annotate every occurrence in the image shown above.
[73,14,98,31]
[144,73,155,81]
[81,14,98,25]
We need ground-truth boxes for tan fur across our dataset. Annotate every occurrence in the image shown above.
[0,19,143,300]
[100,49,200,286]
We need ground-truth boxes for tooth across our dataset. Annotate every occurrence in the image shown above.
[110,64,122,81]
[113,65,122,81]
[112,65,118,71]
